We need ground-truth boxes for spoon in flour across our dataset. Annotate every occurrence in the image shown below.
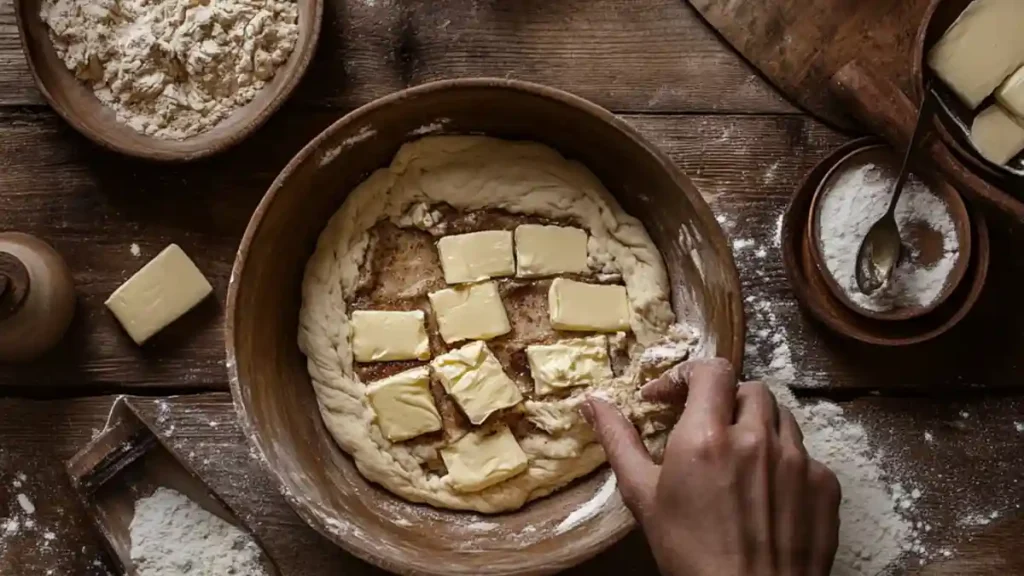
[855,88,935,295]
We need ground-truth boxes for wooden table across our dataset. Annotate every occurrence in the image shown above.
[0,1,1022,574]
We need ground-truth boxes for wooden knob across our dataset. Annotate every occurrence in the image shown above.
[0,233,75,362]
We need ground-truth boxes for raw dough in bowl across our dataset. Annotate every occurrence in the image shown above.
[299,136,698,513]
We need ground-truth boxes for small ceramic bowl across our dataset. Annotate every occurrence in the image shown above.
[783,137,989,346]
[808,143,972,321]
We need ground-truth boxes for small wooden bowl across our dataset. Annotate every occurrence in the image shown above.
[911,0,1024,184]
[783,138,989,346]
[226,78,744,575]
[14,0,322,161]
[807,143,972,321]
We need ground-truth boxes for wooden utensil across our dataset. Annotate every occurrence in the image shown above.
[66,397,281,576]
[226,78,745,576]
[14,0,323,161]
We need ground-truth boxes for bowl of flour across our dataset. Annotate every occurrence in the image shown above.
[15,0,322,161]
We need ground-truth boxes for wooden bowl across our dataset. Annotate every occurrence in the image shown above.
[911,0,1024,185]
[783,138,989,346]
[807,143,972,321]
[226,79,744,575]
[14,0,322,161]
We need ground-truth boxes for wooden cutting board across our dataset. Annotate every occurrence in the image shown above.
[686,0,932,130]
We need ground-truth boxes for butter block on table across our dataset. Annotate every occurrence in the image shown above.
[365,366,443,442]
[441,425,529,493]
[548,278,630,332]
[527,335,614,396]
[996,66,1024,119]
[428,282,511,344]
[926,0,1024,110]
[436,230,515,284]
[105,244,213,344]
[351,310,430,362]
[514,224,589,277]
[431,340,522,425]
[971,104,1024,165]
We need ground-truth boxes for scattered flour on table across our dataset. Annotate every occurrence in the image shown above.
[130,243,141,258]
[40,0,299,139]
[1015,421,1024,433]
[130,487,266,576]
[816,163,959,312]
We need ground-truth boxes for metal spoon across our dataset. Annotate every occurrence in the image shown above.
[855,88,935,295]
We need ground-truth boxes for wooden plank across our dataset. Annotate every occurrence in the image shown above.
[0,0,795,113]
[1,393,1022,574]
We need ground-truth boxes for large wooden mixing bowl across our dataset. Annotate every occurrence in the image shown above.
[227,79,744,575]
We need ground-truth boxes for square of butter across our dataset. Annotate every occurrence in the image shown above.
[437,230,515,284]
[548,278,630,332]
[527,335,614,395]
[431,340,522,425]
[351,310,430,362]
[441,425,529,493]
[514,224,589,277]
[971,105,1024,165]
[105,244,213,344]
[997,66,1024,120]
[365,366,443,442]
[428,282,511,344]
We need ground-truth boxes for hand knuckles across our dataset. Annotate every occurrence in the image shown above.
[809,460,843,506]
[779,444,809,473]
[686,430,729,460]
[691,357,736,383]
[734,426,772,458]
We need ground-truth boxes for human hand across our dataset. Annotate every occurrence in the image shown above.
[580,358,841,576]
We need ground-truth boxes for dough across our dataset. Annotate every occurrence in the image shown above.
[299,136,695,513]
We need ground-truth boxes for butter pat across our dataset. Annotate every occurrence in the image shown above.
[514,224,589,277]
[437,231,515,284]
[431,340,522,425]
[365,366,442,442]
[441,425,529,493]
[428,282,511,343]
[105,244,213,344]
[996,66,1024,119]
[527,336,614,395]
[971,105,1024,165]
[351,310,430,362]
[927,0,1024,110]
[548,278,630,332]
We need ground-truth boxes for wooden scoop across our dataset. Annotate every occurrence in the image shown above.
[66,397,280,576]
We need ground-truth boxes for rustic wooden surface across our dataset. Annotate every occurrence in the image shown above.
[0,0,1022,574]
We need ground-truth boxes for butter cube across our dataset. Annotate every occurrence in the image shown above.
[971,105,1024,165]
[927,0,1024,110]
[527,336,614,395]
[996,66,1024,119]
[514,225,589,277]
[436,231,515,284]
[548,278,630,332]
[365,366,443,442]
[428,282,511,344]
[351,310,430,362]
[105,244,213,344]
[431,340,522,425]
[441,425,528,493]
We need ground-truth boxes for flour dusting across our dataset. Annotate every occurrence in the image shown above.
[554,473,617,535]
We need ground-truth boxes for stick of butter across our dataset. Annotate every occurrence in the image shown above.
[428,282,511,344]
[105,244,213,344]
[548,278,630,332]
[441,425,529,493]
[436,230,515,284]
[971,104,1024,165]
[527,336,614,396]
[927,0,1024,110]
[514,224,589,277]
[431,340,522,425]
[351,310,430,362]
[365,366,443,442]
[996,66,1024,119]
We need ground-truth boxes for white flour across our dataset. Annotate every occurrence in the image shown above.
[40,0,299,140]
[129,488,266,576]
[554,473,617,535]
[816,163,958,312]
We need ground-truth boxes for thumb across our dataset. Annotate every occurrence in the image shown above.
[581,397,659,521]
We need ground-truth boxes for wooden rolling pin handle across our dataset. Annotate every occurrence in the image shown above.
[0,251,30,322]
[831,61,1024,221]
